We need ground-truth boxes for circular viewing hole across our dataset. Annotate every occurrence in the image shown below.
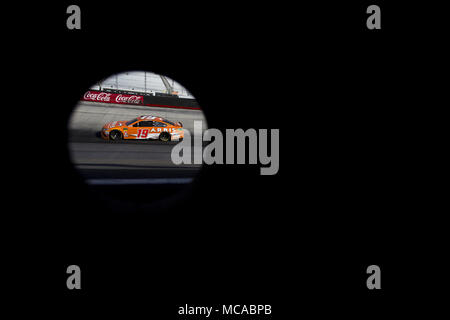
[68,71,208,210]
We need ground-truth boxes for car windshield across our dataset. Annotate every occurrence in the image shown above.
[126,118,138,126]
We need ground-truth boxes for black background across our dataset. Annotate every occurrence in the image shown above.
[5,0,447,318]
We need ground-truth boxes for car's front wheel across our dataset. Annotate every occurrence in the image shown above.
[109,130,123,141]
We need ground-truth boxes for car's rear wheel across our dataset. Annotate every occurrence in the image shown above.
[109,130,123,141]
[159,132,171,142]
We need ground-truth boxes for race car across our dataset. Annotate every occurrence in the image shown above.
[100,115,184,141]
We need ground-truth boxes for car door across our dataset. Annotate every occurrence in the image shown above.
[133,120,155,139]
[124,120,142,139]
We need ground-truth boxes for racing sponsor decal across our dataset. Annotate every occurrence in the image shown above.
[131,128,176,139]
[149,127,175,133]
[82,90,143,105]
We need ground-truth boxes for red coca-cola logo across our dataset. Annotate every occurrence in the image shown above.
[84,91,112,102]
[115,94,141,104]
[82,91,143,105]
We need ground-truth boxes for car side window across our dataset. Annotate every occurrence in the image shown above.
[153,121,167,127]
[139,121,154,127]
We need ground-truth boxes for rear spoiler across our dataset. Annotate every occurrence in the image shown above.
[176,121,183,127]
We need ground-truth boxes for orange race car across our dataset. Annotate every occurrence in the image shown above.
[100,115,184,141]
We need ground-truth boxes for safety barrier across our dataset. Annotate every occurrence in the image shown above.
[81,90,201,110]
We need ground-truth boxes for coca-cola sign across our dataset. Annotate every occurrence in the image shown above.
[83,91,112,102]
[82,90,143,105]
[115,94,142,104]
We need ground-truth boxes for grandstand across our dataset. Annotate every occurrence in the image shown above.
[90,71,194,99]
